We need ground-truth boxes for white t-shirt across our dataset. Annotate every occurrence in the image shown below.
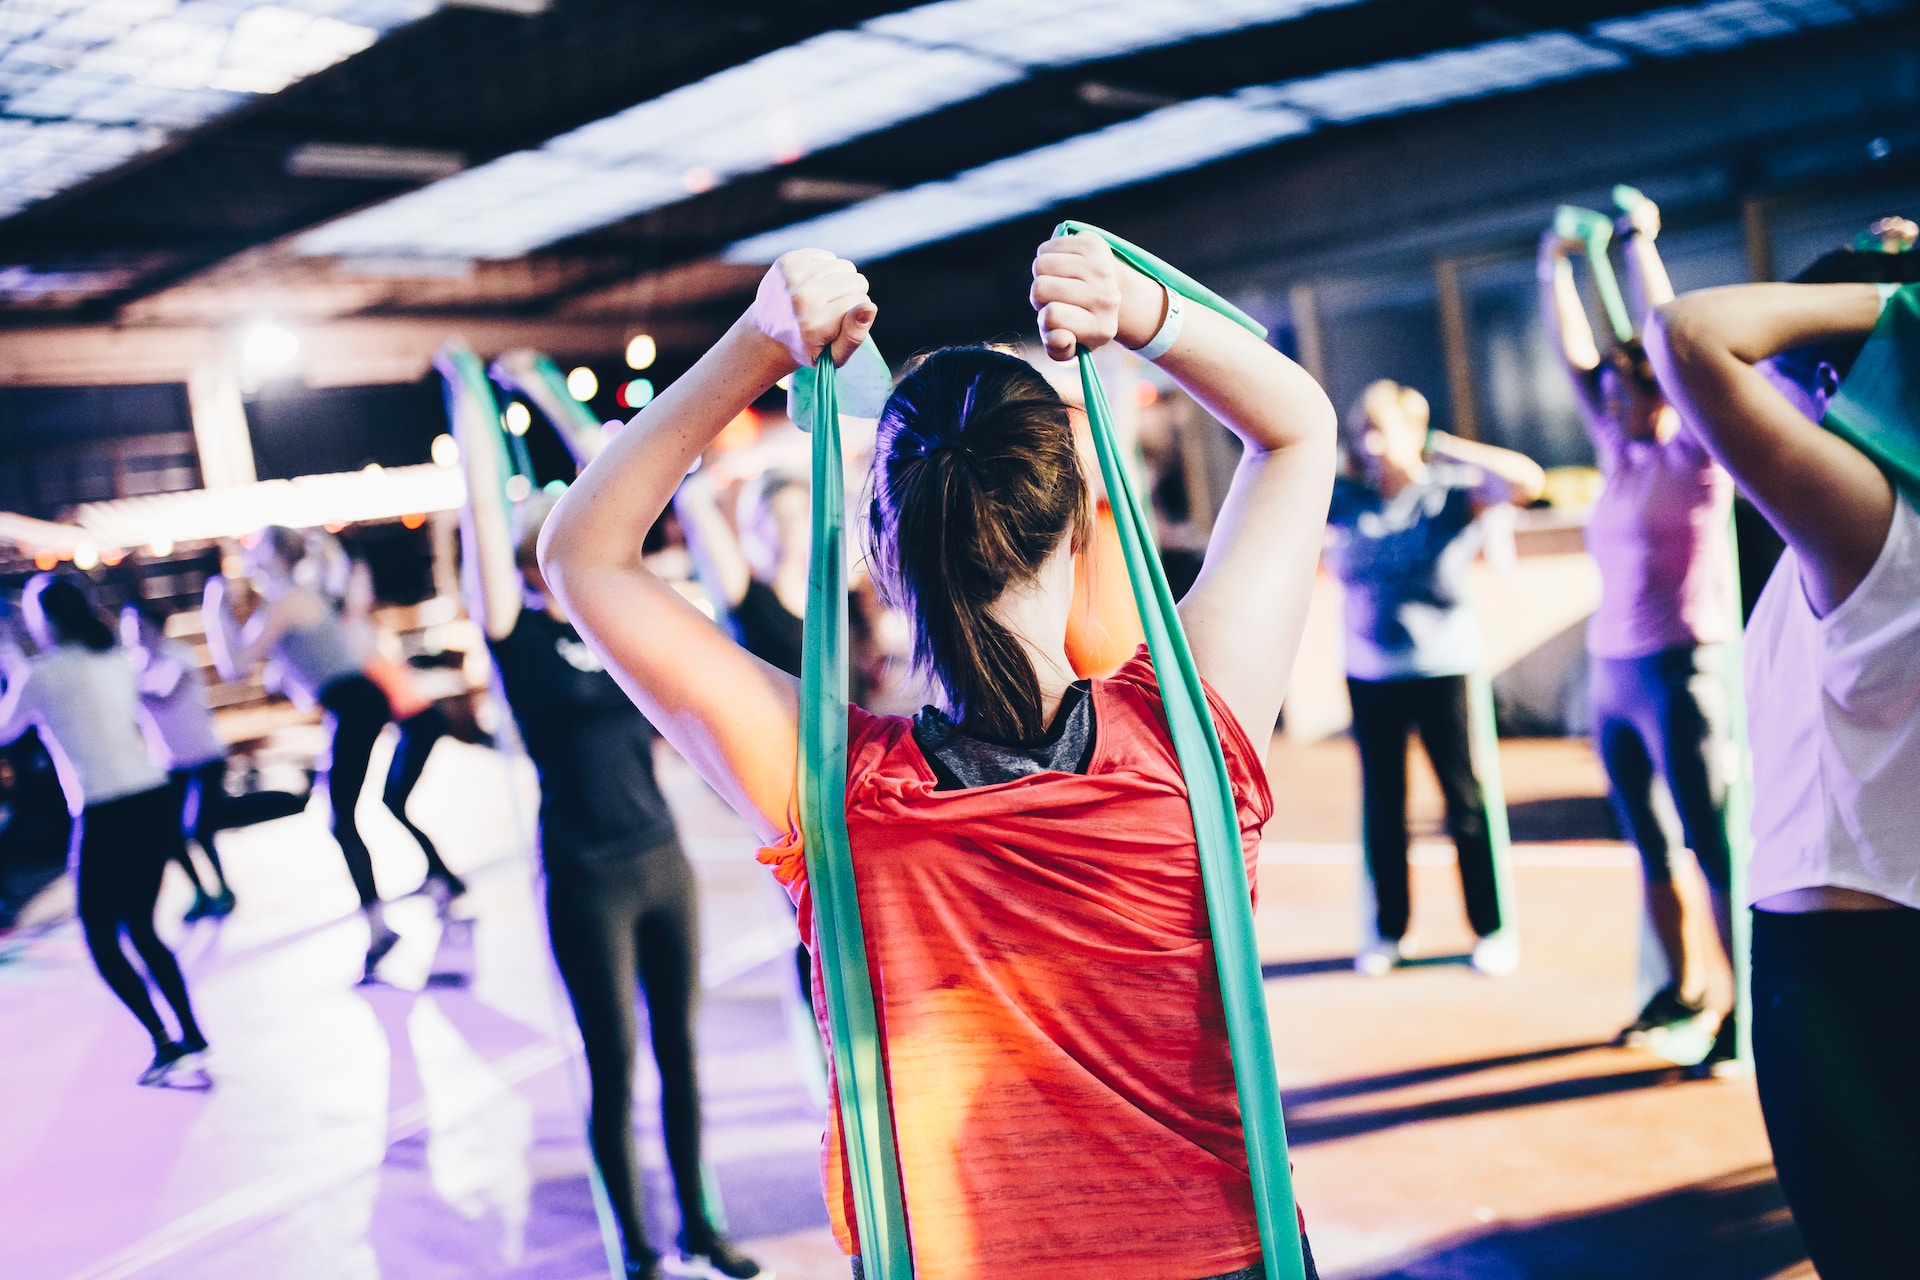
[0,645,169,814]
[1745,493,1920,910]
[133,637,226,771]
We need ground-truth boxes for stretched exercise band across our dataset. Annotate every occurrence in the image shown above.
[788,224,1306,1280]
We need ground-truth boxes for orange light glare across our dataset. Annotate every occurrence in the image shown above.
[401,513,426,529]
[1133,380,1159,408]
[34,550,57,571]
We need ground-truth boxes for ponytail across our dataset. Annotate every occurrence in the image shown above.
[27,573,116,653]
[870,347,1089,741]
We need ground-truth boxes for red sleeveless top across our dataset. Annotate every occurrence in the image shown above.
[759,648,1276,1280]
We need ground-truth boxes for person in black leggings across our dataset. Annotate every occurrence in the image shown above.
[205,527,463,979]
[446,342,759,1280]
[2,575,207,1085]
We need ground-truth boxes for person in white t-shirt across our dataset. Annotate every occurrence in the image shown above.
[1647,235,1920,1280]
[121,603,235,921]
[0,575,207,1086]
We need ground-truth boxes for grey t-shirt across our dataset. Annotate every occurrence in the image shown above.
[1324,464,1485,681]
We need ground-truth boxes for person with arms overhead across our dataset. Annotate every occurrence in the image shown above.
[1540,192,1739,1068]
[538,231,1336,1279]
[1,576,207,1085]
[1646,223,1920,1280]
[1327,380,1545,978]
[442,343,760,1280]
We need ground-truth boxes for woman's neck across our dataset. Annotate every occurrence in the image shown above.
[986,547,1078,728]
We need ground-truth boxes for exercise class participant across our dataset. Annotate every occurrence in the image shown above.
[203,527,460,980]
[539,233,1335,1279]
[1540,196,1738,1065]
[446,364,760,1280]
[676,466,807,678]
[1646,233,1920,1280]
[0,575,207,1085]
[1328,380,1545,977]
[122,602,238,921]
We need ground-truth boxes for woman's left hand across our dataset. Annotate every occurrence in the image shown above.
[1031,233,1163,362]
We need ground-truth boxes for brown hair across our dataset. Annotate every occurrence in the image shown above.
[869,346,1090,741]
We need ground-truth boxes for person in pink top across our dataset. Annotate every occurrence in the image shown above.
[1540,194,1738,1071]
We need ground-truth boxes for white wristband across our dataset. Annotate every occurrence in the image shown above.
[1133,284,1185,361]
[1876,282,1899,308]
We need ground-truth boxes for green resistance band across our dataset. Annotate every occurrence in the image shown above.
[1055,219,1306,1280]
[437,343,525,508]
[1824,283,1920,505]
[1554,204,1634,345]
[791,344,915,1280]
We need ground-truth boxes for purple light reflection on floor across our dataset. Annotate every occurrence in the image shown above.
[0,740,843,1280]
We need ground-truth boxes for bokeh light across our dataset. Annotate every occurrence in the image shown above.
[567,366,599,401]
[616,378,654,410]
[505,402,532,435]
[431,433,460,466]
[625,334,657,370]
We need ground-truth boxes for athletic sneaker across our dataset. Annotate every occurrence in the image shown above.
[363,922,402,983]
[1469,934,1520,977]
[670,1234,763,1279]
[1690,1014,1747,1080]
[137,1042,191,1087]
[1616,985,1706,1045]
[423,869,468,903]
[1354,938,1402,977]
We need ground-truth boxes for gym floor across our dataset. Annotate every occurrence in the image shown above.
[0,731,1809,1279]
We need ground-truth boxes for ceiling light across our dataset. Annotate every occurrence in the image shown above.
[504,402,533,435]
[625,334,657,369]
[431,434,460,467]
[239,319,300,372]
[567,366,599,400]
[286,143,467,182]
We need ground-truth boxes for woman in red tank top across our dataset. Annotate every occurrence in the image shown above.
[540,233,1337,1280]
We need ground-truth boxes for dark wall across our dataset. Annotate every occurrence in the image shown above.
[0,383,197,519]
[246,377,444,481]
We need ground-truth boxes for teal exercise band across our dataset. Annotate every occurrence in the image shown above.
[789,224,1306,1280]
[792,347,915,1280]
[1554,204,1634,345]
[1056,219,1305,1280]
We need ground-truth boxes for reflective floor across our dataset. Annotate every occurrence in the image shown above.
[0,735,1810,1279]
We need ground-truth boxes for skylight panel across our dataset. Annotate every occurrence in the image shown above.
[865,0,1360,68]
[1590,0,1876,56]
[727,96,1309,264]
[1254,32,1623,122]
[550,30,1016,176]
[0,0,439,217]
[294,0,1366,258]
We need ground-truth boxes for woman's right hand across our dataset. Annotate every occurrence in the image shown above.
[750,249,877,369]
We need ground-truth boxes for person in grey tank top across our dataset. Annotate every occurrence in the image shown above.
[205,526,461,981]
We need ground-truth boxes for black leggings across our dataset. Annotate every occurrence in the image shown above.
[169,760,231,894]
[317,676,453,907]
[1348,674,1500,940]
[546,844,710,1263]
[1590,645,1732,890]
[77,786,203,1049]
[1752,908,1920,1279]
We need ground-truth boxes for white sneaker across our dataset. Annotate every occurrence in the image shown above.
[1354,938,1402,977]
[1470,934,1520,977]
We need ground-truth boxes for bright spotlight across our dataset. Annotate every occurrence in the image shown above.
[72,542,99,571]
[147,537,175,558]
[504,402,532,435]
[431,433,460,467]
[505,474,533,502]
[240,319,299,373]
[566,366,599,401]
[625,334,657,370]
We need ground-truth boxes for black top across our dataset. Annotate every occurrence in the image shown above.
[911,680,1097,790]
[733,577,805,679]
[487,609,677,866]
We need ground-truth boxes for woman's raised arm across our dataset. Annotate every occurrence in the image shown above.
[1647,282,1892,615]
[539,251,875,840]
[1031,233,1337,746]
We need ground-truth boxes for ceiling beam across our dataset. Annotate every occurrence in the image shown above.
[0,316,708,389]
